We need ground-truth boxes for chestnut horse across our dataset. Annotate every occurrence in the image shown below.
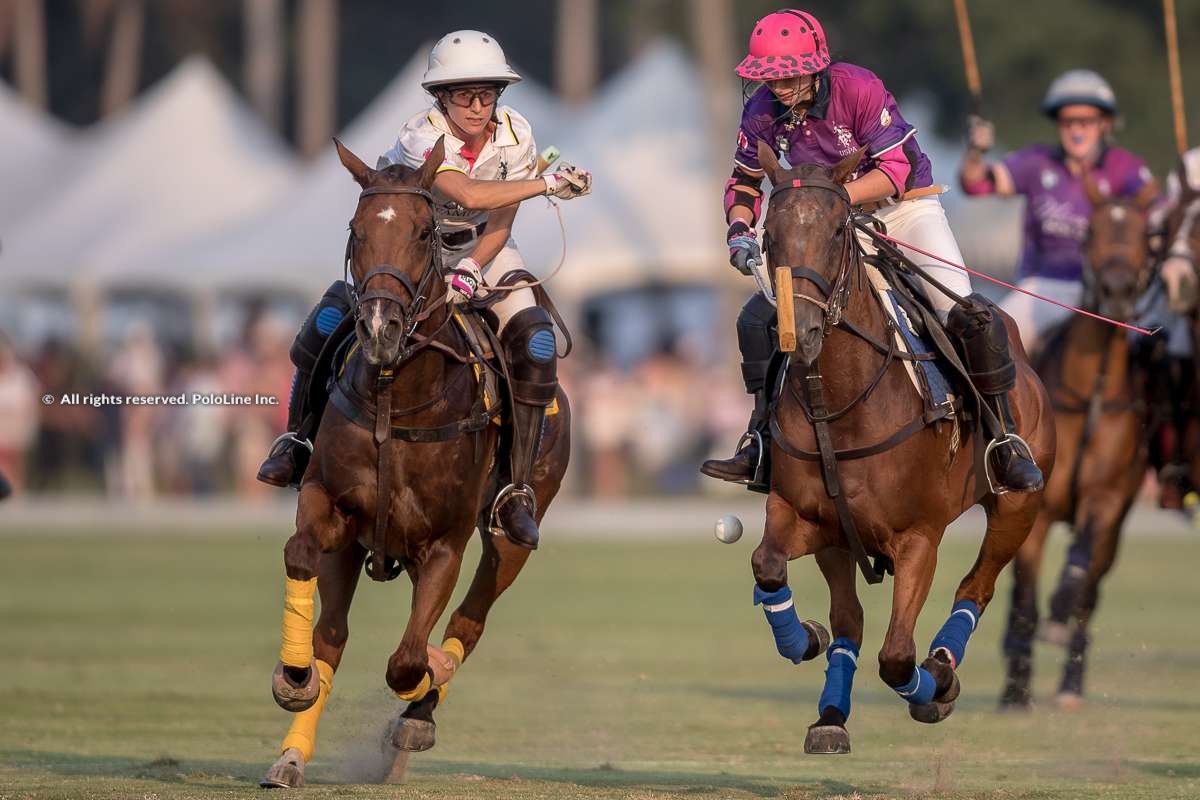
[999,177,1157,711]
[262,139,571,787]
[751,142,1054,754]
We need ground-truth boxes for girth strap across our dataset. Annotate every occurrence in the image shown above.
[329,380,494,443]
[770,398,959,463]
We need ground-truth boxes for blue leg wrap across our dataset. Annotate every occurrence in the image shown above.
[893,665,937,705]
[929,599,981,667]
[817,636,859,719]
[753,584,812,664]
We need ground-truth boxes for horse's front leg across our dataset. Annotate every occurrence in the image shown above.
[803,547,863,755]
[750,493,832,669]
[385,538,465,752]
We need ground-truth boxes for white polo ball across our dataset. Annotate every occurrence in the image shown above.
[714,514,744,544]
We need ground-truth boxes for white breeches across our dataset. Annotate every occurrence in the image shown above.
[997,277,1082,353]
[856,196,974,321]
[445,236,538,334]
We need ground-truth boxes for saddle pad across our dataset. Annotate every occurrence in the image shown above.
[863,263,956,410]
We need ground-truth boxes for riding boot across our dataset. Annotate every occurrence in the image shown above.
[946,293,1044,494]
[701,293,776,493]
[493,307,558,551]
[257,281,353,488]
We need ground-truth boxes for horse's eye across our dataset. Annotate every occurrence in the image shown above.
[418,226,432,241]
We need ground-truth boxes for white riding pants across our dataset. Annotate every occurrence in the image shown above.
[997,277,1082,354]
[856,196,973,321]
[445,235,538,334]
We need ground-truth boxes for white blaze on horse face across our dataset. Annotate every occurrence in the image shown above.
[1109,205,1126,222]
[377,206,396,223]
[367,301,387,340]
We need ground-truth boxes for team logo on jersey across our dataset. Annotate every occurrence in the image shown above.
[834,124,853,148]
[423,147,433,160]
[737,130,749,151]
[1040,169,1058,189]
[879,108,892,127]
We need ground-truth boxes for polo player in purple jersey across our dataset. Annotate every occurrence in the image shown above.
[958,69,1156,353]
[701,8,1043,496]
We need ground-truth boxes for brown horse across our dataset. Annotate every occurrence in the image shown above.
[261,138,571,787]
[1151,157,1200,519]
[751,142,1054,754]
[999,177,1157,711]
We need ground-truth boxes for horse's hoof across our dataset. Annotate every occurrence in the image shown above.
[260,748,305,788]
[1037,620,1071,647]
[910,699,955,724]
[272,660,320,712]
[390,717,436,752]
[804,723,851,754]
[1055,691,1084,712]
[801,620,831,661]
[998,692,1033,712]
[921,653,960,704]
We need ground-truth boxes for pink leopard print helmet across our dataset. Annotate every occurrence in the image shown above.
[736,9,830,81]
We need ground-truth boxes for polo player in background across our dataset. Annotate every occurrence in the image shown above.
[256,30,590,550]
[958,70,1156,353]
[701,8,1043,497]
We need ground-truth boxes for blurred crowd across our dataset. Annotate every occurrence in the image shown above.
[0,319,750,502]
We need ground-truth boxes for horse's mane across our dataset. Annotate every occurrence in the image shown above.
[374,162,420,185]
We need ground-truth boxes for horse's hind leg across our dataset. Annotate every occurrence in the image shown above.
[1057,497,1133,710]
[999,513,1051,710]
[263,538,365,789]
[804,548,863,755]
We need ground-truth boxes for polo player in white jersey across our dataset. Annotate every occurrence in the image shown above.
[258,30,590,551]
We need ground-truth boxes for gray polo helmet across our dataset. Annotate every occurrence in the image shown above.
[1041,69,1118,118]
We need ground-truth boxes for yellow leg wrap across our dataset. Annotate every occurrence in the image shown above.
[394,671,432,702]
[436,638,465,704]
[280,577,317,668]
[280,659,333,762]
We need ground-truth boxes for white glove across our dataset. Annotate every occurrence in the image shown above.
[445,257,482,305]
[542,163,592,199]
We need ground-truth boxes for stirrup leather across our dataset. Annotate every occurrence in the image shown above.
[983,432,1036,496]
[488,483,539,538]
[267,431,314,457]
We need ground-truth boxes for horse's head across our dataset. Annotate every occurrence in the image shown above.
[1081,171,1156,323]
[336,137,445,367]
[1161,156,1200,314]
[758,139,865,366]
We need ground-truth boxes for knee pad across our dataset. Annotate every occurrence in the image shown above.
[736,293,778,392]
[946,293,1016,395]
[290,281,353,372]
[501,306,557,405]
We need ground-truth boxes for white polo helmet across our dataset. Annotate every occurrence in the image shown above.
[1041,69,1118,118]
[421,30,522,90]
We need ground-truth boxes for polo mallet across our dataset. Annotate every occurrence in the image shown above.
[1164,0,1189,155]
[775,267,797,352]
[536,145,560,176]
[953,0,984,115]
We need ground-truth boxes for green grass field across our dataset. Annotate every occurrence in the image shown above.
[2,523,1198,799]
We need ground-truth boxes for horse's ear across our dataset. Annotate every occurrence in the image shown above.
[756,139,786,185]
[1081,170,1106,207]
[415,136,446,190]
[1132,178,1159,212]
[335,137,372,188]
[832,146,868,184]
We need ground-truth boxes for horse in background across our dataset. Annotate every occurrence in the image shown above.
[999,176,1157,710]
[751,141,1054,754]
[261,139,571,787]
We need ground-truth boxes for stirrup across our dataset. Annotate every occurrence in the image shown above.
[983,433,1036,496]
[267,431,314,457]
[488,483,538,538]
[734,429,765,486]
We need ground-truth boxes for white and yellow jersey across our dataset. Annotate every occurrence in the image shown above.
[378,104,538,236]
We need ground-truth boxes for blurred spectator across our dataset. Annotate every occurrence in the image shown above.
[107,322,165,501]
[0,332,40,493]
[221,313,292,499]
[163,351,227,495]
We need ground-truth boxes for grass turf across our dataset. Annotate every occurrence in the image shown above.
[1,524,1198,799]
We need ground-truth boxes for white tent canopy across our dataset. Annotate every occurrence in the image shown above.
[109,48,569,296]
[1,57,294,292]
[0,80,75,232]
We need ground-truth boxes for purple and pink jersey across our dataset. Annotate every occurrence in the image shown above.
[734,62,934,195]
[965,144,1154,282]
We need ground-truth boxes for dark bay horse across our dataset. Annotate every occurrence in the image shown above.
[262,138,571,787]
[1000,177,1157,711]
[751,141,1054,754]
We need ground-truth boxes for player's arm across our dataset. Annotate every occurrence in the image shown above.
[434,170,551,210]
